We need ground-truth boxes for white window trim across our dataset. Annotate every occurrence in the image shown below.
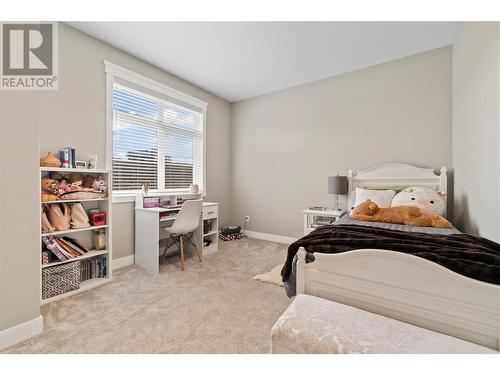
[104,61,207,203]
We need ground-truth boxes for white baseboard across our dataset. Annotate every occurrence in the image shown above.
[0,315,43,351]
[245,230,297,245]
[113,255,135,269]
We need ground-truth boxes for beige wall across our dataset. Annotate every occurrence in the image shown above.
[39,23,232,260]
[0,93,41,331]
[231,47,452,238]
[452,23,500,241]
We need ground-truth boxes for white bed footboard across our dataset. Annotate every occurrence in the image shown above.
[296,248,500,350]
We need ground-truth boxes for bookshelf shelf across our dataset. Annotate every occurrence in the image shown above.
[41,224,108,237]
[40,167,113,305]
[40,167,109,174]
[42,198,108,204]
[203,230,217,237]
[41,278,111,305]
[42,249,109,268]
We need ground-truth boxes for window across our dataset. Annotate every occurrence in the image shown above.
[105,62,207,196]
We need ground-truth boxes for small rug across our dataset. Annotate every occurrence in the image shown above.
[253,264,284,287]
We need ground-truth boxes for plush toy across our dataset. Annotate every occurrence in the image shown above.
[40,152,62,167]
[82,174,95,189]
[59,179,72,194]
[351,199,452,228]
[391,187,446,216]
[41,178,60,202]
[70,180,83,191]
[49,171,64,181]
[67,173,84,184]
[92,176,107,193]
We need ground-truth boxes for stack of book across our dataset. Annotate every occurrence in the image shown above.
[42,236,89,263]
[59,147,76,168]
[81,257,106,281]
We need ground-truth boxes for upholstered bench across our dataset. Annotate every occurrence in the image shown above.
[271,294,497,354]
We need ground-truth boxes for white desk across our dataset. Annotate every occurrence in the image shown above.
[135,202,219,273]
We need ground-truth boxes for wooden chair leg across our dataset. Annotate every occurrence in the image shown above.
[192,232,202,262]
[179,235,185,271]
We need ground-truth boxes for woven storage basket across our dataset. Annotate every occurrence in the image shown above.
[42,261,80,299]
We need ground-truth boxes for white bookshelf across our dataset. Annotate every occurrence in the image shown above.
[202,202,219,255]
[40,167,112,305]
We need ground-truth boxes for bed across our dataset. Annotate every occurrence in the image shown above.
[290,163,500,350]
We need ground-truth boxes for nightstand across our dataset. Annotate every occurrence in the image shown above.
[302,209,345,236]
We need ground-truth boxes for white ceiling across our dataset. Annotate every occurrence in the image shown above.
[69,22,459,102]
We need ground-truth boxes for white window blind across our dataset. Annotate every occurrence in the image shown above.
[111,81,204,193]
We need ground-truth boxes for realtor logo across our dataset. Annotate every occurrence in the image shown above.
[1,22,58,90]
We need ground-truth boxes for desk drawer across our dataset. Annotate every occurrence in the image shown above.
[203,205,218,220]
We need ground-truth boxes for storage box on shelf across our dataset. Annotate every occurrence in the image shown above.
[39,167,112,305]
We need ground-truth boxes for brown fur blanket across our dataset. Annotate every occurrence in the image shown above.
[281,224,500,285]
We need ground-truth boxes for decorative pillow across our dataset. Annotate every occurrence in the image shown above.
[391,186,446,216]
[352,188,396,211]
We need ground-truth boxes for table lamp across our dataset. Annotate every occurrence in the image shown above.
[328,175,347,212]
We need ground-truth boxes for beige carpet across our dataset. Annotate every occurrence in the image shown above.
[2,238,291,354]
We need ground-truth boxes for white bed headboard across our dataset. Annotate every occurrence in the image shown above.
[347,163,447,214]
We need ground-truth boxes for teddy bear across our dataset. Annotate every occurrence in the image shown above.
[351,199,452,228]
[40,152,61,167]
[391,187,446,216]
[41,178,60,202]
[92,176,107,193]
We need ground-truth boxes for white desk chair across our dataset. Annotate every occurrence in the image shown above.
[162,199,203,271]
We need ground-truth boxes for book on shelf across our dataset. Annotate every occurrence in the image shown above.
[57,245,76,259]
[80,257,106,281]
[58,237,87,255]
[42,235,93,265]
[59,147,76,168]
[42,236,68,262]
[55,238,81,257]
[62,236,89,254]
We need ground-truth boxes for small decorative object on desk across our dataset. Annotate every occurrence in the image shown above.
[143,197,160,208]
[142,182,150,195]
[189,183,199,193]
[40,152,62,167]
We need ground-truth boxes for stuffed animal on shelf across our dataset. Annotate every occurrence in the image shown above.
[92,176,107,193]
[82,174,95,189]
[49,171,64,181]
[391,187,446,216]
[41,178,60,202]
[40,152,62,167]
[351,199,452,228]
[59,179,72,194]
[70,180,83,191]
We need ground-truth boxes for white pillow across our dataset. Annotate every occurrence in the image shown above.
[352,188,396,210]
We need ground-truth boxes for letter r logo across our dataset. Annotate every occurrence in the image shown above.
[2,23,53,75]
